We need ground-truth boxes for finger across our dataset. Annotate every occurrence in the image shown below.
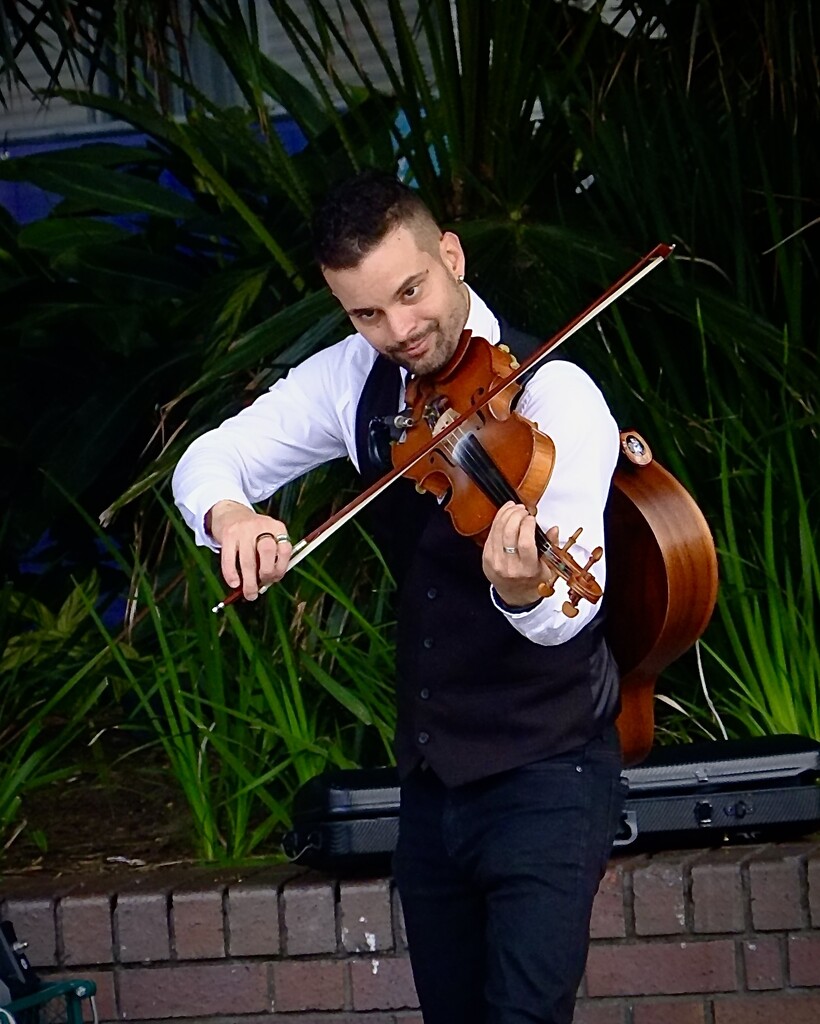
[253,534,277,587]
[486,501,515,542]
[499,504,531,556]
[268,534,292,583]
[236,540,262,600]
[515,512,540,568]
[256,528,293,585]
[488,502,522,543]
[222,536,242,589]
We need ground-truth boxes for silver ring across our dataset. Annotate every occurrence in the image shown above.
[274,533,290,544]
[503,545,518,554]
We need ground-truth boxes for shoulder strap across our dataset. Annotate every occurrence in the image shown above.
[354,355,403,485]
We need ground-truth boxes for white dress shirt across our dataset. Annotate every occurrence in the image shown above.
[172,286,620,645]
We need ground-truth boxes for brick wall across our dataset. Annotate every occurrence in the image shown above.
[3,838,819,1023]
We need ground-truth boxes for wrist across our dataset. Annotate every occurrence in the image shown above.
[492,586,543,614]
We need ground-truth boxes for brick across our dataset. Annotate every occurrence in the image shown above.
[60,894,114,966]
[227,882,280,956]
[82,973,115,1024]
[789,933,820,987]
[115,891,170,963]
[808,845,820,927]
[340,880,393,953]
[109,867,204,964]
[259,1017,393,1024]
[748,846,806,930]
[42,970,117,1023]
[282,878,336,955]
[585,940,736,997]
[2,896,57,966]
[117,962,270,1018]
[172,887,225,959]
[572,1001,627,1023]
[393,889,408,950]
[272,959,345,1012]
[633,855,688,936]
[690,848,749,934]
[743,936,783,990]
[632,998,707,1023]
[350,956,419,1011]
[590,863,627,939]
[713,994,820,1024]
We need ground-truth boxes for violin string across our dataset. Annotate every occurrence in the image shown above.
[442,432,570,573]
[439,430,528,520]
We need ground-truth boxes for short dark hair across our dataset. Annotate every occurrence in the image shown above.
[312,169,437,270]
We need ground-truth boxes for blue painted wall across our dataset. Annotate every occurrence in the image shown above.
[0,116,307,223]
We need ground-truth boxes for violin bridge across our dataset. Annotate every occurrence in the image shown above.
[430,406,458,436]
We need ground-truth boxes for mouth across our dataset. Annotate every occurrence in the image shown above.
[397,328,436,361]
[402,338,430,360]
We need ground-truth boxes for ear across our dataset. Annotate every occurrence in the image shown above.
[439,230,465,279]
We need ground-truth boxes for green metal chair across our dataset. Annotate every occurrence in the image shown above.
[1,979,97,1024]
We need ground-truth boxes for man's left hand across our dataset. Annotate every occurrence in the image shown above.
[483,501,558,609]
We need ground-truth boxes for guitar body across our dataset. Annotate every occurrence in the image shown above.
[605,433,719,765]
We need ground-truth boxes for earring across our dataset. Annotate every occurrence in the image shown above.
[457,274,465,283]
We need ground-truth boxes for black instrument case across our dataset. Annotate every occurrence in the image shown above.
[282,734,820,869]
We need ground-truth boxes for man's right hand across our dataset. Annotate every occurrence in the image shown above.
[206,500,293,601]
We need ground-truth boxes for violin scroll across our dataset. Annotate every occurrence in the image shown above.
[536,526,604,618]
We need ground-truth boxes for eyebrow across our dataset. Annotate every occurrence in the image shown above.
[347,270,427,317]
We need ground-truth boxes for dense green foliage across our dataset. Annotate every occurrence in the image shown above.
[0,1,817,860]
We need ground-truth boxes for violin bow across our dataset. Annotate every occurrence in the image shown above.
[212,242,674,612]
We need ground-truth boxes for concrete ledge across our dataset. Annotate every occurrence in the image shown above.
[2,839,819,1022]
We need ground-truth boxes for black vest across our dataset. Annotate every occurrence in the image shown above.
[354,329,619,787]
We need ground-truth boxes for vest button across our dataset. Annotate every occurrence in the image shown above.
[418,731,430,745]
[427,587,438,599]
[419,687,431,700]
[423,637,434,649]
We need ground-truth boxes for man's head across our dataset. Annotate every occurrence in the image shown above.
[312,170,469,376]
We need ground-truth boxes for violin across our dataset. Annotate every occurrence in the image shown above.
[389,328,603,617]
[212,243,674,615]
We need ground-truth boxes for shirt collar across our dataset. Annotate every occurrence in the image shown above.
[464,284,501,345]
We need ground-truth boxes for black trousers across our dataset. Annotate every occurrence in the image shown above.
[393,729,625,1024]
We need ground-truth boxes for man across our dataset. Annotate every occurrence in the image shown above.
[173,170,625,1024]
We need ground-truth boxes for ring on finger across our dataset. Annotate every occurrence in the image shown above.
[274,533,289,544]
[503,545,518,554]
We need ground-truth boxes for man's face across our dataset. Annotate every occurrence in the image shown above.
[322,223,469,377]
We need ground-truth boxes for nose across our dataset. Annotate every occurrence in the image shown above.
[386,305,419,343]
